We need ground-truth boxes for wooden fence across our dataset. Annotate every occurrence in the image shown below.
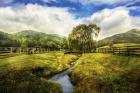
[0,47,50,54]
[97,46,140,55]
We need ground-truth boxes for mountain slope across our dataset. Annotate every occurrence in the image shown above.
[98,29,140,47]
[0,30,66,49]
[0,31,19,47]
[14,30,65,49]
[0,31,11,39]
[15,30,64,40]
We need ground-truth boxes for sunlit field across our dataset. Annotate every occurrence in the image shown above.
[70,53,140,93]
[0,52,78,93]
[100,43,140,48]
[0,52,140,93]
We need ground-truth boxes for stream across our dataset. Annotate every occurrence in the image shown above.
[49,67,73,93]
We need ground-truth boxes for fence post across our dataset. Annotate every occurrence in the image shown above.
[112,47,114,54]
[118,47,120,55]
[110,47,112,53]
[19,47,22,54]
[127,46,129,56]
[10,47,13,54]
[101,49,103,53]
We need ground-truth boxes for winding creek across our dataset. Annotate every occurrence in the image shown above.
[49,67,74,93]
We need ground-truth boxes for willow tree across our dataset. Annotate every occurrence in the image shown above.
[68,24,100,53]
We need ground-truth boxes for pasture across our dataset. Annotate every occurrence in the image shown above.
[70,53,140,93]
[0,52,78,93]
[0,52,140,93]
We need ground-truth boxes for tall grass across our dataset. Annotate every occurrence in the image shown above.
[70,53,140,93]
[0,52,78,93]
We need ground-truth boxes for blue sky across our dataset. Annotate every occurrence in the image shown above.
[1,0,140,17]
[0,0,140,39]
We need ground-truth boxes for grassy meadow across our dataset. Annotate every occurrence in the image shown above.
[0,52,78,93]
[99,43,140,48]
[0,52,140,93]
[70,53,140,93]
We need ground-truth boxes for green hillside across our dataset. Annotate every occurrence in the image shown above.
[98,29,140,47]
[0,31,19,47]
[15,30,66,50]
[0,30,66,50]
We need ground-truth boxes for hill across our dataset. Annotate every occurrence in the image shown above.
[15,30,65,49]
[0,31,19,47]
[98,29,140,47]
[0,31,10,39]
[15,30,64,40]
[0,30,66,50]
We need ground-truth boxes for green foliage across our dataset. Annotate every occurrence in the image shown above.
[0,30,66,50]
[0,31,20,47]
[15,30,65,50]
[70,53,140,93]
[68,24,100,53]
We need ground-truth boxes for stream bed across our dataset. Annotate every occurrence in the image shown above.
[49,69,73,93]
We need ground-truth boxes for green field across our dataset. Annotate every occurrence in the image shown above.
[99,43,140,48]
[0,52,140,93]
[70,53,140,93]
[0,52,78,93]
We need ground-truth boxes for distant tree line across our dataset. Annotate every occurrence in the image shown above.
[0,30,66,51]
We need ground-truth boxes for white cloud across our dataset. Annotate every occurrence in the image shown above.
[85,7,140,39]
[132,17,140,27]
[0,4,140,39]
[0,4,80,36]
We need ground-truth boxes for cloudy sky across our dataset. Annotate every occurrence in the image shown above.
[0,0,140,39]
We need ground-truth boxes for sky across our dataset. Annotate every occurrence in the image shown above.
[0,0,140,39]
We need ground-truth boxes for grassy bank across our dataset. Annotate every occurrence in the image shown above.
[70,53,140,93]
[0,52,78,93]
